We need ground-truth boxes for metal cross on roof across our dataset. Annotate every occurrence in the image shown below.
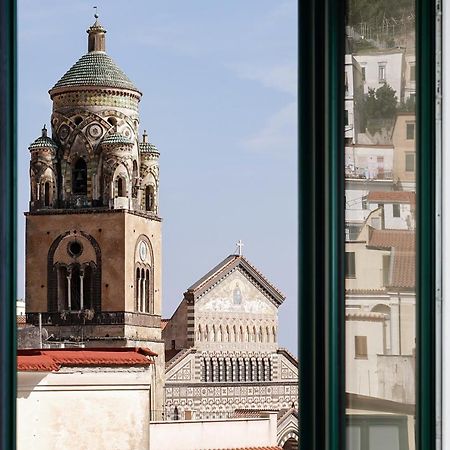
[236,240,244,256]
[93,5,99,19]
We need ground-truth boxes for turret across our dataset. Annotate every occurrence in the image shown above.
[139,130,160,214]
[28,125,58,210]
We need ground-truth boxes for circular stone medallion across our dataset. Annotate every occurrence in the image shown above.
[139,241,148,261]
[88,123,103,139]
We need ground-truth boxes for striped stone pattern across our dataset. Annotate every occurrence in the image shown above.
[186,301,195,346]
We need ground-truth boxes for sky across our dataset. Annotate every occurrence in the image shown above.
[17,0,298,354]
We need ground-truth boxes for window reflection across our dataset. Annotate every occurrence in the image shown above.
[345,1,416,448]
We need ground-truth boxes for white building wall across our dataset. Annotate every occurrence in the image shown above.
[354,51,405,102]
[149,415,278,450]
[345,317,384,397]
[17,369,152,450]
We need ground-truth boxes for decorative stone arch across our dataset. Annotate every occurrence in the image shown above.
[134,235,154,313]
[279,431,299,450]
[131,159,139,198]
[232,324,237,342]
[252,325,257,343]
[259,325,265,343]
[38,167,57,207]
[142,182,156,213]
[47,231,101,312]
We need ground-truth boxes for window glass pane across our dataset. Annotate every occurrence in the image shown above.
[345,0,416,447]
[346,425,361,450]
[368,425,400,450]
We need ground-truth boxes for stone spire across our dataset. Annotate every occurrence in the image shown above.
[87,10,106,52]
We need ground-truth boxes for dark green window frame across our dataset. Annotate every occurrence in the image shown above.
[0,1,17,449]
[299,1,436,450]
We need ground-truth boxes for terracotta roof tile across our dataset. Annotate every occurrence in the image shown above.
[368,229,415,251]
[367,230,415,289]
[18,353,60,372]
[367,191,416,204]
[17,347,156,372]
[390,250,415,289]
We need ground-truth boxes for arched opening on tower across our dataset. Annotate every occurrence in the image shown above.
[72,158,87,195]
[117,177,124,197]
[282,438,298,450]
[44,181,50,206]
[56,263,96,311]
[145,185,154,212]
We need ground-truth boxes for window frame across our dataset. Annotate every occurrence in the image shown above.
[0,1,17,448]
[299,0,436,449]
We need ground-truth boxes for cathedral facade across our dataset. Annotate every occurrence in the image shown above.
[162,254,298,446]
[24,18,164,418]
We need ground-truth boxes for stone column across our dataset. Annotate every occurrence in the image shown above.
[80,269,84,310]
[67,269,72,310]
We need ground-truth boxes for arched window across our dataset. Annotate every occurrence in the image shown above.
[145,185,155,211]
[72,158,87,195]
[44,181,50,206]
[132,160,138,198]
[135,268,140,311]
[140,268,145,312]
[145,269,150,312]
[117,177,124,197]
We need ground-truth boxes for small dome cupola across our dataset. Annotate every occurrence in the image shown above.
[28,125,59,155]
[139,130,159,156]
[87,12,106,53]
[101,131,134,147]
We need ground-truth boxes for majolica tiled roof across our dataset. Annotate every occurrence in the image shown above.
[29,135,58,151]
[139,142,159,153]
[52,51,139,92]
[101,132,133,145]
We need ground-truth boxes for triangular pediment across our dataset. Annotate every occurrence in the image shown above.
[185,255,285,309]
[195,268,278,314]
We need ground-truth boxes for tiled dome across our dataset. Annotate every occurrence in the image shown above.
[101,132,133,145]
[139,142,159,154]
[51,52,139,92]
[29,126,58,151]
[139,130,159,154]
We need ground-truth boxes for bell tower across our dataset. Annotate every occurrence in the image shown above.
[25,16,164,417]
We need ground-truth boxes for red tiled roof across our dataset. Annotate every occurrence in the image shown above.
[367,191,416,204]
[368,230,415,289]
[368,229,415,251]
[17,347,156,372]
[390,250,415,289]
